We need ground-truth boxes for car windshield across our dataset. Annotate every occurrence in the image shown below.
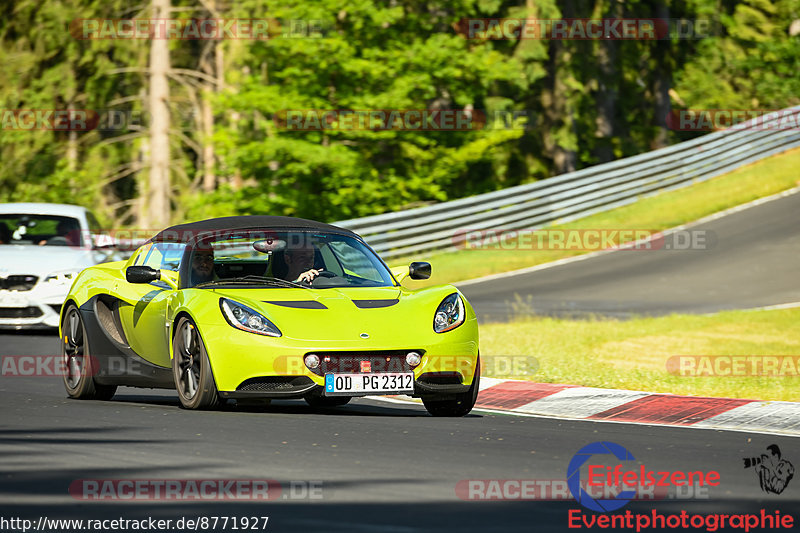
[185,230,395,289]
[0,214,83,246]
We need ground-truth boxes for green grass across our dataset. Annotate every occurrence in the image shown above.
[395,147,800,289]
[478,307,800,402]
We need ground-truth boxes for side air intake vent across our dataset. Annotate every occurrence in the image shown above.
[94,296,129,346]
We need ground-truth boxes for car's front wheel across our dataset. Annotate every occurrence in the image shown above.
[422,356,480,417]
[62,305,117,401]
[172,317,219,410]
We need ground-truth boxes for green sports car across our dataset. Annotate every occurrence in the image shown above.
[60,216,480,416]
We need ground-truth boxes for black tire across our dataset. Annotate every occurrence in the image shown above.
[62,305,117,400]
[422,355,480,417]
[172,317,220,410]
[304,389,352,408]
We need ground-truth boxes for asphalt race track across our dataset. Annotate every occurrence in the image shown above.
[1,332,799,532]
[458,190,800,321]
[2,192,800,532]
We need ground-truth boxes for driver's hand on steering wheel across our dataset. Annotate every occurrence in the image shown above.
[294,269,322,283]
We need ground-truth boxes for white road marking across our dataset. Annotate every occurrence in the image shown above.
[373,378,800,438]
[693,401,800,433]
[512,386,650,418]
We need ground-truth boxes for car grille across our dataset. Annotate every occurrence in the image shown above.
[0,275,38,291]
[309,350,420,376]
[0,307,43,318]
[236,376,314,392]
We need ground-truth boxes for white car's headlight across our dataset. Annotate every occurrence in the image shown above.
[433,293,465,333]
[220,298,282,337]
[43,270,80,285]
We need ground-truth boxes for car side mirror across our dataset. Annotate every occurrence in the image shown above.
[409,262,431,280]
[126,266,161,284]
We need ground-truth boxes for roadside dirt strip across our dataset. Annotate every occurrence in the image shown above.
[391,378,800,436]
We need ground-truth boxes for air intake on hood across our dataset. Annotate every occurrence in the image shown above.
[263,300,327,309]
[352,299,399,309]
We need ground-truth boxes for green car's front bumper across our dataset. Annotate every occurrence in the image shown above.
[195,320,479,399]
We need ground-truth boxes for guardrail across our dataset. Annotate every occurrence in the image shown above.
[335,107,800,260]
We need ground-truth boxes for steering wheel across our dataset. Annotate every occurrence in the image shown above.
[297,270,338,285]
[305,270,339,286]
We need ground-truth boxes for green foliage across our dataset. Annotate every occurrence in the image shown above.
[1,0,798,226]
[673,0,800,110]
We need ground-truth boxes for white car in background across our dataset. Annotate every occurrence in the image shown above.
[0,203,120,329]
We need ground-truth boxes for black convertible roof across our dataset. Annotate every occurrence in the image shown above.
[149,215,356,243]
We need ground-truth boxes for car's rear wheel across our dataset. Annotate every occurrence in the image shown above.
[304,389,352,408]
[172,317,219,410]
[62,305,117,401]
[422,356,480,417]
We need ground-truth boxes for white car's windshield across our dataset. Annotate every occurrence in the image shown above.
[183,231,395,289]
[0,214,83,246]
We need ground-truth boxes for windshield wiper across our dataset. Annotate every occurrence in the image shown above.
[195,276,309,289]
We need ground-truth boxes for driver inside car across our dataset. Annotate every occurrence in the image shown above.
[284,244,323,283]
[39,219,81,246]
[190,248,216,285]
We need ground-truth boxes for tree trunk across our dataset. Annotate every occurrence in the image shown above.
[202,95,215,192]
[593,0,621,163]
[541,41,577,173]
[66,129,78,172]
[148,0,171,227]
[201,2,222,193]
[651,2,671,149]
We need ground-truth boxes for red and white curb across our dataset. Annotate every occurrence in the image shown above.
[390,378,800,436]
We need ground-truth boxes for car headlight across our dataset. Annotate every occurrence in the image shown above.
[433,293,465,333]
[44,270,80,285]
[220,298,282,337]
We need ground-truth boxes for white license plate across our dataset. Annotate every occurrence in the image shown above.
[324,372,414,396]
[0,291,28,307]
